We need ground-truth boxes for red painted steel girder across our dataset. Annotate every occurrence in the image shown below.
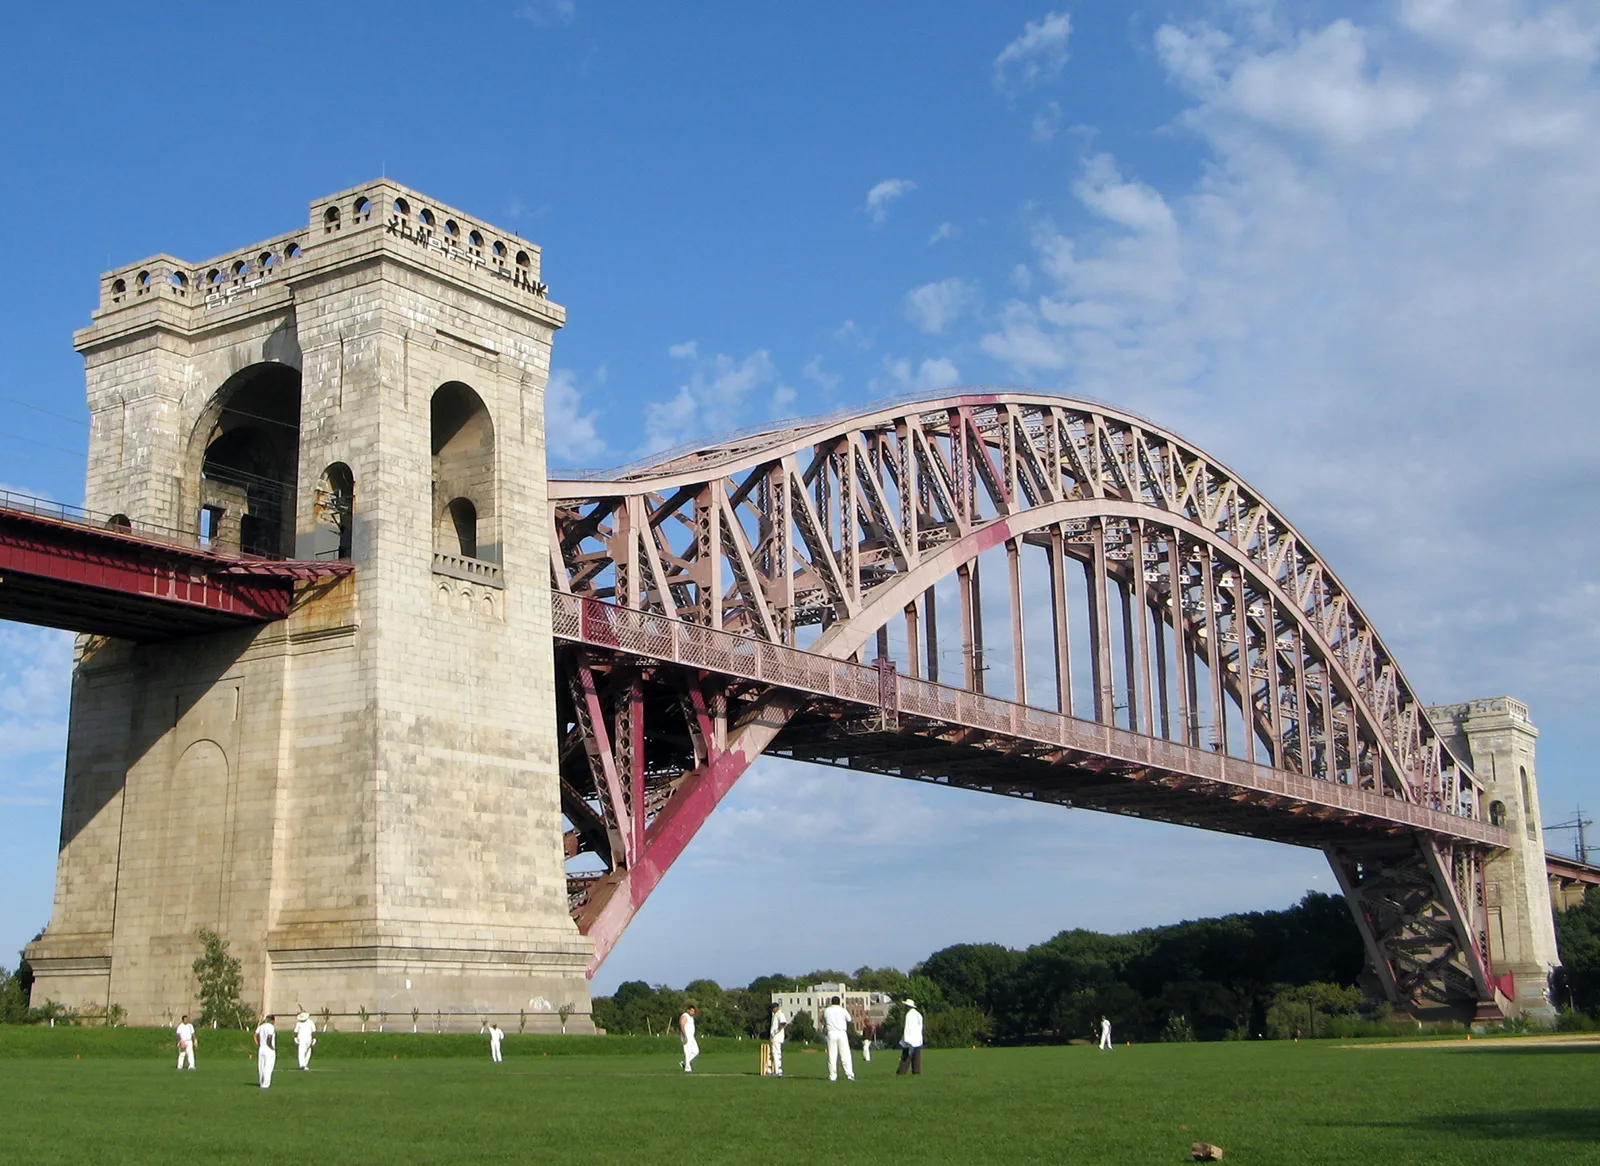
[548,389,1505,1014]
[0,502,351,641]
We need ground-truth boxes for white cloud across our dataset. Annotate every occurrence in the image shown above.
[865,178,917,225]
[879,355,961,394]
[668,341,698,359]
[803,355,841,393]
[514,0,574,26]
[927,221,957,245]
[642,349,791,452]
[1032,100,1063,142]
[995,11,1073,92]
[977,1,1600,745]
[544,369,607,465]
[904,277,979,334]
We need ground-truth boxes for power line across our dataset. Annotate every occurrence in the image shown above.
[0,395,86,427]
[0,431,87,458]
[0,394,300,434]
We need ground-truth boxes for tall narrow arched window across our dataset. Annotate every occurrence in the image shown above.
[314,463,355,561]
[1520,766,1536,840]
[431,382,496,563]
[446,497,477,558]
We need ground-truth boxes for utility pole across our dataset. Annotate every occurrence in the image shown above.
[1546,808,1594,864]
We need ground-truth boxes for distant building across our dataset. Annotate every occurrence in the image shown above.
[770,983,895,1031]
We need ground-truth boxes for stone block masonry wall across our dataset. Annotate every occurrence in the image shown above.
[28,182,593,1031]
[1427,697,1560,1017]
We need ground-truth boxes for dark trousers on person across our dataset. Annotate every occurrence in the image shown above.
[897,1045,922,1075]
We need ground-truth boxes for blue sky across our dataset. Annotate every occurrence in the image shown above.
[3,1,1598,993]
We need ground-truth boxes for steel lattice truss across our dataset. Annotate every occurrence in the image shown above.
[549,390,1507,1015]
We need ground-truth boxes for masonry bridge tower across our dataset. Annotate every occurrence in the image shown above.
[23,182,1558,1027]
[26,182,592,1029]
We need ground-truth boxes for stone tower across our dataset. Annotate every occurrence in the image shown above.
[1427,697,1560,1016]
[25,182,593,1030]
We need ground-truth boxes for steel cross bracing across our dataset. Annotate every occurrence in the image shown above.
[548,390,1508,1015]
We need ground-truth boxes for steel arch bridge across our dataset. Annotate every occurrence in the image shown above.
[550,389,1508,1016]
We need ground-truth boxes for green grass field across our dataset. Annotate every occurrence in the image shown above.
[2,1029,1597,1164]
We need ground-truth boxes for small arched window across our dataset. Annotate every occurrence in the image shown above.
[419,208,435,227]
[106,513,132,533]
[515,250,531,268]
[446,497,478,559]
[315,463,355,561]
[354,195,372,219]
[324,205,341,233]
[394,197,410,216]
[1490,801,1506,827]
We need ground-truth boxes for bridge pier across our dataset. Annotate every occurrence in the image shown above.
[26,183,592,1030]
[1426,698,1560,1017]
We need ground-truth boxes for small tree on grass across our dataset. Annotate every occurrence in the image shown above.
[192,929,255,1030]
[413,1007,422,1034]
[319,1006,332,1032]
[518,1008,527,1034]
[558,1002,575,1034]
[358,1005,370,1033]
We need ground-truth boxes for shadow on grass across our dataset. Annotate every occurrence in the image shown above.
[1347,1109,1600,1143]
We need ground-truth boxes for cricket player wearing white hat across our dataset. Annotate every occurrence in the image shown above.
[896,999,923,1077]
[293,1011,317,1070]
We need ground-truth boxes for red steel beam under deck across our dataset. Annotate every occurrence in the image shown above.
[0,503,350,642]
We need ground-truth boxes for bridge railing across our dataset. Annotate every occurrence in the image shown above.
[0,487,223,558]
[551,590,1505,847]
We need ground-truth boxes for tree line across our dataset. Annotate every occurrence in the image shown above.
[594,893,1377,1045]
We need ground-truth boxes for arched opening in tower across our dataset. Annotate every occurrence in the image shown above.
[197,363,302,558]
[431,381,497,563]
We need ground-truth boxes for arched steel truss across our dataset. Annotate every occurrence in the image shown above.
[549,391,1509,1015]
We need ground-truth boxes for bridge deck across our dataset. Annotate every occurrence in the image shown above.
[553,591,1505,851]
[0,494,350,641]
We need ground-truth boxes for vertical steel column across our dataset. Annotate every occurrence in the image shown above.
[1088,519,1113,724]
[905,601,921,679]
[1200,548,1227,752]
[969,558,988,694]
[1168,533,1194,746]
[925,585,939,683]
[1049,528,1072,718]
[1007,538,1027,706]
[1290,625,1308,775]
[1130,522,1153,737]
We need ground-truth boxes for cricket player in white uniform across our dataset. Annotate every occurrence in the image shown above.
[768,1002,787,1077]
[822,996,856,1082]
[293,1011,317,1070]
[1099,1015,1113,1050]
[896,999,923,1076]
[489,1022,505,1063]
[175,1015,197,1071]
[678,1004,699,1073]
[253,1015,278,1089]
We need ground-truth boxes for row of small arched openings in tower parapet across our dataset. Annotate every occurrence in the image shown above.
[108,242,307,305]
[324,193,534,271]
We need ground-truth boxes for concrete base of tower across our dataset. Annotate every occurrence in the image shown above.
[23,932,114,1016]
[264,934,597,1034]
[1498,961,1558,1020]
